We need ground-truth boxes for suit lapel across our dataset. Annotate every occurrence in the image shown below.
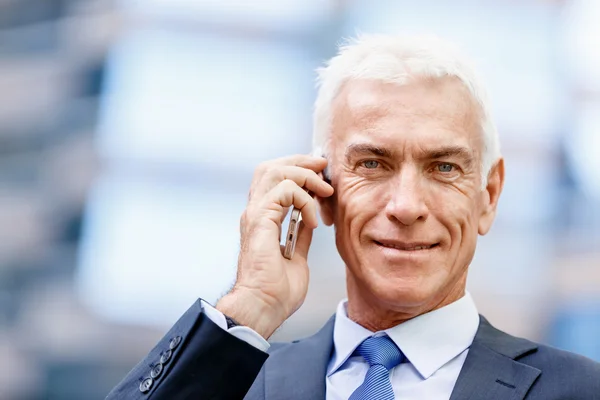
[449,316,541,400]
[261,313,542,400]
[264,316,335,400]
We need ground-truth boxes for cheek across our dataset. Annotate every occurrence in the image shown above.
[428,185,479,245]
[334,178,385,239]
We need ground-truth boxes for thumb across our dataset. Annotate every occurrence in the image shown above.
[293,221,314,261]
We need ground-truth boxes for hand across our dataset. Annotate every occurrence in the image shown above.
[216,155,334,339]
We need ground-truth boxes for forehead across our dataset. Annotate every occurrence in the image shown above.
[330,77,482,154]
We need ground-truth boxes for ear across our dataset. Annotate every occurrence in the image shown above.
[317,195,334,226]
[478,158,505,235]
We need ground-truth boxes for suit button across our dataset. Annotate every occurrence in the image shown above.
[139,378,153,393]
[169,336,182,350]
[160,349,172,364]
[150,363,163,379]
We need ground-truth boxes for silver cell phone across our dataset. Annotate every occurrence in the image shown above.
[282,154,328,260]
[283,207,302,260]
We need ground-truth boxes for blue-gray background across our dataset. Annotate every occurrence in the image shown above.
[1,0,599,398]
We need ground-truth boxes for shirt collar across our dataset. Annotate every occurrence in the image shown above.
[328,292,479,379]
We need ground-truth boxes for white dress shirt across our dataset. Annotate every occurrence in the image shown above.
[202,292,479,399]
[327,293,479,400]
[201,299,270,352]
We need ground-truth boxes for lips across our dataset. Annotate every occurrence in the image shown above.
[374,240,440,251]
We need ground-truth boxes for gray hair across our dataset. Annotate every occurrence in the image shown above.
[312,34,501,187]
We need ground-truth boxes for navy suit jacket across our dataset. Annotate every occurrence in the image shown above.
[107,299,600,399]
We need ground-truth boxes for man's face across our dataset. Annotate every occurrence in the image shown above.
[321,77,503,314]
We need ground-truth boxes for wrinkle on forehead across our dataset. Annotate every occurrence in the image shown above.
[330,77,483,151]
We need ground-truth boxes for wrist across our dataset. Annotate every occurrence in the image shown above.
[224,314,241,329]
[216,289,284,340]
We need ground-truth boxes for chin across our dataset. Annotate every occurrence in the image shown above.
[367,275,439,310]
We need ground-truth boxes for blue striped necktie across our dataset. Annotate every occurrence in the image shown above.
[349,335,404,400]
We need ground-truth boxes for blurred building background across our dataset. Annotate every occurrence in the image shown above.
[0,0,599,398]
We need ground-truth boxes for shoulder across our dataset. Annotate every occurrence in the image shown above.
[523,342,600,375]
[522,343,600,398]
[478,316,600,374]
[477,317,600,398]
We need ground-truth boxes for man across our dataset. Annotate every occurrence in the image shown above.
[107,35,600,399]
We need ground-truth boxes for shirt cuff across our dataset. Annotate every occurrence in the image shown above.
[200,299,270,353]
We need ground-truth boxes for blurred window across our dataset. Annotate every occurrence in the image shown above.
[78,25,320,325]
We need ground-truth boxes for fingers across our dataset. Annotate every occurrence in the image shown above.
[262,179,319,229]
[251,165,334,203]
[253,156,326,188]
[280,206,290,223]
[293,221,313,261]
[270,154,328,170]
[244,154,333,238]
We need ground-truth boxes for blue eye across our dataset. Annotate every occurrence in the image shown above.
[437,163,454,173]
[363,160,379,169]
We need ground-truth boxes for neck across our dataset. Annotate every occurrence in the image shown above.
[345,275,467,331]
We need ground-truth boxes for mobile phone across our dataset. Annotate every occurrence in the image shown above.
[283,207,302,260]
[282,153,329,260]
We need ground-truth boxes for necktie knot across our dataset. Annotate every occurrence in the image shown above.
[356,335,403,371]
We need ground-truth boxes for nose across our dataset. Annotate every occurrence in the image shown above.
[384,167,429,226]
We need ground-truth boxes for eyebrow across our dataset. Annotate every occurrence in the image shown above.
[427,146,472,159]
[425,146,475,167]
[344,143,394,162]
[345,143,475,167]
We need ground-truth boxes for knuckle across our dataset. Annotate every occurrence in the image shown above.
[307,169,322,182]
[255,162,269,176]
[262,164,274,175]
[281,178,297,190]
[242,204,259,221]
[297,194,313,210]
[306,167,318,177]
[240,209,255,232]
[267,167,284,181]
[284,154,303,163]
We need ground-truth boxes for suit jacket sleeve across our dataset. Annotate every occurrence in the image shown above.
[106,299,269,400]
